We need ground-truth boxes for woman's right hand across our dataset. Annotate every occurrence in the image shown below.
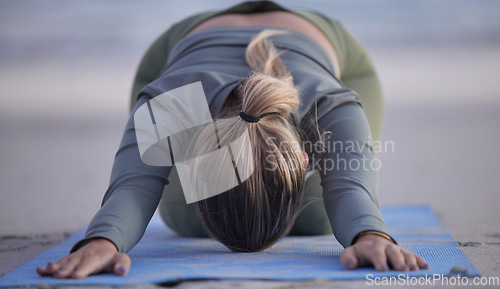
[36,238,131,279]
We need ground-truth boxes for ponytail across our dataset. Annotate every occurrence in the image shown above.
[194,29,306,252]
[240,30,298,121]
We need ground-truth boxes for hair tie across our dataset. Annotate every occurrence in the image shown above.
[239,111,282,123]
[239,110,261,123]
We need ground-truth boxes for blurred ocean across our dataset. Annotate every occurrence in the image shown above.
[1,0,500,116]
[2,0,500,62]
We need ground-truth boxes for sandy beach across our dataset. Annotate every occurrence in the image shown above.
[1,1,499,288]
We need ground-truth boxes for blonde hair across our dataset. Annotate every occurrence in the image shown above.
[193,30,306,252]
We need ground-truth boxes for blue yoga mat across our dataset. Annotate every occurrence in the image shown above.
[0,205,479,287]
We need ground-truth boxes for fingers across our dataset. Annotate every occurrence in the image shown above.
[37,256,76,278]
[46,262,59,273]
[401,248,418,270]
[53,255,83,278]
[36,238,131,279]
[340,246,358,270]
[70,255,104,279]
[415,252,430,270]
[111,253,132,276]
[341,233,430,272]
[370,245,389,272]
[36,262,58,276]
[385,245,408,271]
[37,255,84,279]
[63,252,131,279]
[38,253,129,279]
[396,247,430,271]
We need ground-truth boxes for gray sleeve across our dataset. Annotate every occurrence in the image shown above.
[317,101,394,247]
[71,94,172,253]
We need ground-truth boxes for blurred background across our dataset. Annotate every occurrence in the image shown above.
[1,0,499,274]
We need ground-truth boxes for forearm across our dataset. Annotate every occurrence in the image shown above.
[317,101,392,247]
[72,95,172,253]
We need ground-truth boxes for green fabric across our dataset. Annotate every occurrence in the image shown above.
[159,167,208,237]
[131,1,384,238]
[291,9,385,141]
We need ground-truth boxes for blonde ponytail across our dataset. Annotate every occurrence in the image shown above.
[245,30,291,79]
[241,30,298,120]
[194,29,306,252]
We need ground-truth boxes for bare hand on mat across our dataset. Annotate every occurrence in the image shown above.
[36,238,131,279]
[341,233,429,271]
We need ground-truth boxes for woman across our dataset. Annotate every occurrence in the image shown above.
[37,1,428,279]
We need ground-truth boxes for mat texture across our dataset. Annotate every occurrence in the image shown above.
[0,205,479,287]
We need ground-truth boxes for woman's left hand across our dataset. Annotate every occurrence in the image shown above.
[340,233,429,271]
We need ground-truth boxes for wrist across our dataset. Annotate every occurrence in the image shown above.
[86,237,119,252]
[352,230,397,245]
